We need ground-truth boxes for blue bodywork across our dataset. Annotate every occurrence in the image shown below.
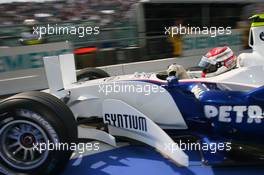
[135,76,264,165]
[161,76,264,142]
[165,77,264,164]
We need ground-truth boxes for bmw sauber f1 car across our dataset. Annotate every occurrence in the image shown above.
[1,14,264,175]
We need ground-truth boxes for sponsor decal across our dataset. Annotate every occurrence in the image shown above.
[104,113,147,132]
[191,84,208,99]
[204,105,264,123]
[134,72,152,79]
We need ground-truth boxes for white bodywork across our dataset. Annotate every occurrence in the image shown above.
[43,54,189,166]
[42,35,264,166]
[104,99,188,166]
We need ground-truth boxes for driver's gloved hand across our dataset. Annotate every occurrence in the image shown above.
[167,64,190,79]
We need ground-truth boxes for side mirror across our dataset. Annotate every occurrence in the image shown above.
[167,76,179,87]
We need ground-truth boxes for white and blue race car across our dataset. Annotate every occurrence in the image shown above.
[1,14,264,175]
[0,55,264,174]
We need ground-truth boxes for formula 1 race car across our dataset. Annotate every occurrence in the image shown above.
[1,14,264,175]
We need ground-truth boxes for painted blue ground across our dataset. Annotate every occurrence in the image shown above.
[63,146,264,175]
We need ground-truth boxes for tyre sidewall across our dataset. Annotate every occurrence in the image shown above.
[0,99,73,175]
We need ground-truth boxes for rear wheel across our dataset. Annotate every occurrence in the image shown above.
[0,91,77,175]
[77,68,110,82]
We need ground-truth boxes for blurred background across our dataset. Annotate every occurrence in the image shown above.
[0,0,264,70]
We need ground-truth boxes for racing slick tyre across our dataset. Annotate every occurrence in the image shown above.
[77,67,110,82]
[0,91,77,175]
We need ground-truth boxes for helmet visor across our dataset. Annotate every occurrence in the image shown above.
[198,56,211,69]
[198,56,217,73]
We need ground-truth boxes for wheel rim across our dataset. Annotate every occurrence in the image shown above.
[0,120,50,170]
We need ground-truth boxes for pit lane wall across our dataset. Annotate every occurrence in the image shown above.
[0,42,72,95]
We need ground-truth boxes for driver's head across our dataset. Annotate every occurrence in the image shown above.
[198,46,236,78]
